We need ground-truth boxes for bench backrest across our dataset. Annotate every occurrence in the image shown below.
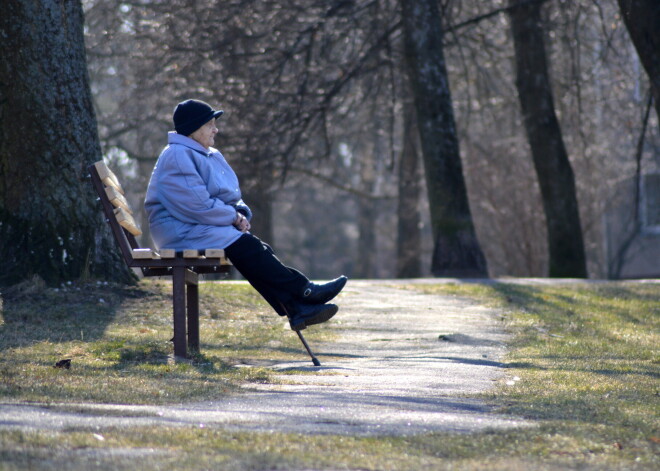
[89,161,143,266]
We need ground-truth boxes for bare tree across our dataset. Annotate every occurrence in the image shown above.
[617,0,660,129]
[83,0,654,280]
[397,92,422,278]
[0,0,134,286]
[85,0,412,278]
[401,0,488,276]
[508,0,587,277]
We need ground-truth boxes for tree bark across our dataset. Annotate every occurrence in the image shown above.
[355,195,377,278]
[0,0,134,286]
[396,94,422,278]
[401,0,488,277]
[245,183,274,248]
[355,130,377,279]
[508,0,587,277]
[617,0,660,129]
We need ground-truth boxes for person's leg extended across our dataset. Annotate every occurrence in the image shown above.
[225,234,339,329]
[225,233,308,301]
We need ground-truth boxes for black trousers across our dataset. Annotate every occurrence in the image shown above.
[224,233,309,317]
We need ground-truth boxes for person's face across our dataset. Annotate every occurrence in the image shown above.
[190,119,218,149]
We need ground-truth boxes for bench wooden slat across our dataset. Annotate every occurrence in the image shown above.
[183,249,201,258]
[105,186,132,213]
[132,248,161,259]
[159,249,176,259]
[150,248,232,265]
[114,207,142,236]
[205,249,225,258]
[205,249,231,265]
[94,161,125,195]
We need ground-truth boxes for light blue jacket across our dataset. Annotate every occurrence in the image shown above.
[145,132,252,250]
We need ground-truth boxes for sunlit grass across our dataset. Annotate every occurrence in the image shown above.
[0,278,330,405]
[409,281,660,469]
[0,279,658,470]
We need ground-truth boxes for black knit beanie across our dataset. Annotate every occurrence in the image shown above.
[173,99,223,136]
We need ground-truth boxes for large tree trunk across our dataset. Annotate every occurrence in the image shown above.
[397,94,422,278]
[617,0,660,129]
[508,0,587,278]
[401,0,488,277]
[0,0,134,286]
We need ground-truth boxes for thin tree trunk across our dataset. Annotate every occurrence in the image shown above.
[355,138,377,279]
[0,0,134,286]
[397,94,422,278]
[401,0,488,277]
[356,196,377,278]
[247,184,274,246]
[508,0,587,278]
[617,0,660,129]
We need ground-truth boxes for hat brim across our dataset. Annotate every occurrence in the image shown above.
[180,110,224,136]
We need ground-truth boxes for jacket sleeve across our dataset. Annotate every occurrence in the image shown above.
[155,150,238,226]
[233,200,252,221]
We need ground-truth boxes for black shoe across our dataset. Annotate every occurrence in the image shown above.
[301,276,348,304]
[288,303,338,331]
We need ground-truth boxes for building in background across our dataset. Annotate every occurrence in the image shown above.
[605,173,660,279]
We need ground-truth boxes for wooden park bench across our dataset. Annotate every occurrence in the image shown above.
[89,161,320,365]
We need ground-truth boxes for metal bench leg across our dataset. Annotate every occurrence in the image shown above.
[186,270,200,353]
[172,266,187,359]
[295,330,321,366]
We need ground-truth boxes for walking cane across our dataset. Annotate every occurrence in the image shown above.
[295,330,321,366]
[279,301,321,366]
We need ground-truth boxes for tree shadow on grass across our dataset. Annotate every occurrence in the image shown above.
[487,281,659,342]
[484,282,659,427]
[0,277,154,351]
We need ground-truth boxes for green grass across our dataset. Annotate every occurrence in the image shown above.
[0,279,658,470]
[410,281,660,469]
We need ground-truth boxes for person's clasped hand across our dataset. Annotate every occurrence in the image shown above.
[233,212,251,232]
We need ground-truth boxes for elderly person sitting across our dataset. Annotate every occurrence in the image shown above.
[145,99,346,331]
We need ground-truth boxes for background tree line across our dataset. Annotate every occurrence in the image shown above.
[1,0,658,286]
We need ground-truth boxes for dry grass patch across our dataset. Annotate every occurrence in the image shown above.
[0,278,328,404]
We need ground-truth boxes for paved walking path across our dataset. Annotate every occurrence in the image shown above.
[0,280,529,436]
